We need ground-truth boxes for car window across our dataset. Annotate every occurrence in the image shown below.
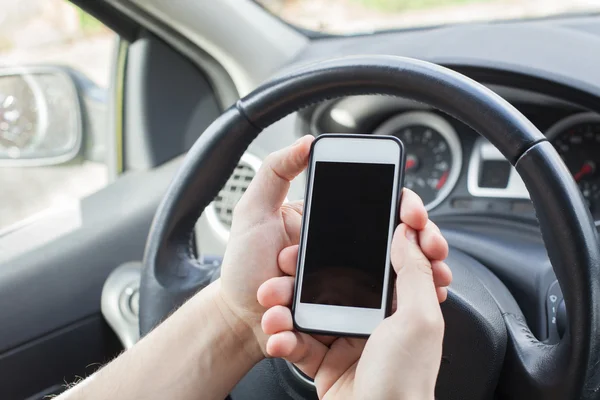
[0,0,117,230]
[255,0,600,34]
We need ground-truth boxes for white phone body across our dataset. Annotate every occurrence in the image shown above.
[292,134,404,336]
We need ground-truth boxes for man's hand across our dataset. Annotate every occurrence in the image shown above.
[218,135,316,357]
[56,137,320,400]
[257,200,451,398]
[57,136,450,400]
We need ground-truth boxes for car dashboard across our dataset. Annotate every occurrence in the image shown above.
[189,67,600,350]
[198,60,600,256]
[294,86,600,224]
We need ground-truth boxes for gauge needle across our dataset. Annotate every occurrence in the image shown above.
[574,162,595,182]
[405,155,417,171]
[436,170,449,190]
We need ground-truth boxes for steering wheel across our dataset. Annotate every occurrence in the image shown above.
[138,56,600,399]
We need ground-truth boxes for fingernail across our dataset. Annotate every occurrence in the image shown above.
[405,228,418,244]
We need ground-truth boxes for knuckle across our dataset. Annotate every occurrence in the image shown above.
[266,153,287,176]
[426,221,445,241]
[391,224,408,249]
[429,222,448,247]
[263,152,278,167]
[423,220,435,234]
[286,200,304,214]
[279,203,295,215]
[393,223,406,240]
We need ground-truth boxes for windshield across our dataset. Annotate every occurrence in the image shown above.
[255,0,600,34]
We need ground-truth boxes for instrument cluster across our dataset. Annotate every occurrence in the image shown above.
[308,97,600,223]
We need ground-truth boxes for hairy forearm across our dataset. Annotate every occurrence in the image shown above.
[58,281,263,400]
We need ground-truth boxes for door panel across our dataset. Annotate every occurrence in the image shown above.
[0,27,224,398]
[1,316,120,400]
[0,159,179,397]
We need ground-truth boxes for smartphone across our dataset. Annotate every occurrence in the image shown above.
[292,134,405,337]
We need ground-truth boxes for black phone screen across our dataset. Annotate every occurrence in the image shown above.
[300,161,396,309]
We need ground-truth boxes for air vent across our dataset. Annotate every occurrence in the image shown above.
[208,153,261,232]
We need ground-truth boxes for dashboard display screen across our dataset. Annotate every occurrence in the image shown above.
[300,161,395,309]
[479,160,511,189]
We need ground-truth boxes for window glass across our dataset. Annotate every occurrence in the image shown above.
[0,0,117,229]
[256,0,600,35]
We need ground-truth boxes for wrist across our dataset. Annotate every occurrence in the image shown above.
[202,280,265,364]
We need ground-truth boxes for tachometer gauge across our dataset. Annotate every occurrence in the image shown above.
[547,112,600,220]
[373,111,462,210]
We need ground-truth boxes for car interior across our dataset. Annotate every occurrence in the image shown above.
[2,0,600,399]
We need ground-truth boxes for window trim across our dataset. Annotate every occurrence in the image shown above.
[72,0,238,110]
[110,39,129,177]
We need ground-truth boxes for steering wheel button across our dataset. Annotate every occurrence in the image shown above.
[546,280,563,343]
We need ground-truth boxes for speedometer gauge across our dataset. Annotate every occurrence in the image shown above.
[547,112,600,220]
[374,111,462,210]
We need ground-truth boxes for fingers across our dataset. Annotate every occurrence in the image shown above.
[389,222,445,333]
[269,222,451,310]
[280,203,304,247]
[390,224,440,309]
[432,261,452,303]
[391,259,451,311]
[279,218,448,271]
[436,286,448,303]
[238,135,314,214]
[400,188,448,262]
[261,305,329,378]
[266,331,329,378]
[258,273,338,347]
[314,337,366,398]
[278,244,299,276]
[261,305,293,334]
[419,221,449,261]
[400,188,428,231]
[257,276,294,308]
[432,260,452,288]
[391,224,434,278]
[398,195,450,303]
[281,199,303,215]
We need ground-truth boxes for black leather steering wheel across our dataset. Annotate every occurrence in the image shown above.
[139,56,600,399]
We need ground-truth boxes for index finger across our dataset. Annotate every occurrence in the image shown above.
[400,188,428,231]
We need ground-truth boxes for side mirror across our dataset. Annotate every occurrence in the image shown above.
[0,65,106,166]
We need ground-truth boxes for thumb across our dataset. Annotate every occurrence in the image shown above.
[390,224,440,314]
[238,135,314,214]
[365,223,444,400]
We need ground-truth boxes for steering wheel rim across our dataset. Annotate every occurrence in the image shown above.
[139,55,600,399]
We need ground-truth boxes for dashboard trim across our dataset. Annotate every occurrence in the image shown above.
[468,138,530,199]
